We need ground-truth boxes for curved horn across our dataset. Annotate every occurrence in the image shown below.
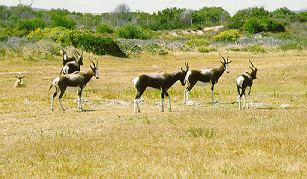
[249,59,255,67]
[219,53,226,62]
[89,58,95,67]
[75,49,80,56]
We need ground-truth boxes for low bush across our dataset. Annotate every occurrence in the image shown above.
[198,46,217,53]
[28,27,127,57]
[117,24,152,40]
[213,30,242,42]
[96,24,114,34]
[183,38,211,48]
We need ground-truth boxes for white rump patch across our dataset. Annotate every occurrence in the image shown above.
[53,77,60,86]
[132,77,139,86]
[236,76,244,87]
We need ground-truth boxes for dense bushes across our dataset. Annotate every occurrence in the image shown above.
[242,18,285,33]
[117,24,152,40]
[28,27,126,57]
[96,24,114,34]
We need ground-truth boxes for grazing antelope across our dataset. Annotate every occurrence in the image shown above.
[50,59,99,111]
[133,62,189,113]
[14,75,26,88]
[61,50,84,74]
[236,60,261,109]
[184,53,232,104]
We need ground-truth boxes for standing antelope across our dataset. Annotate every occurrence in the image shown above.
[184,53,232,104]
[62,51,84,74]
[236,60,261,110]
[50,59,99,111]
[14,75,26,87]
[133,62,189,113]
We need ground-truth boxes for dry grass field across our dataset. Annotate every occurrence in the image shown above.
[0,50,307,177]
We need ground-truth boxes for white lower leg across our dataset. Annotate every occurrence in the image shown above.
[247,95,250,109]
[168,96,171,111]
[184,89,186,104]
[78,95,82,111]
[238,95,241,110]
[51,96,54,110]
[211,89,214,103]
[134,99,139,113]
[243,94,246,109]
[161,98,164,112]
[59,98,65,111]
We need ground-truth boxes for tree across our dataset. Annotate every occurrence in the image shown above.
[49,9,76,29]
[191,6,230,26]
[112,3,131,27]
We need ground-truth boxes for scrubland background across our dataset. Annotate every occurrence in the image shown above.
[1,4,307,178]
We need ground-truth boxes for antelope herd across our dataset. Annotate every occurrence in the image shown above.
[15,48,262,112]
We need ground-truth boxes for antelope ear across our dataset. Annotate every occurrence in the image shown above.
[257,66,262,70]
[228,60,233,63]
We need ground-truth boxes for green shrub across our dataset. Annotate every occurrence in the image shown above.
[0,35,8,42]
[0,45,6,57]
[198,46,217,53]
[183,38,210,48]
[279,42,304,51]
[242,18,285,34]
[117,24,152,40]
[242,18,264,34]
[213,30,242,42]
[28,27,127,57]
[244,45,266,53]
[96,24,114,34]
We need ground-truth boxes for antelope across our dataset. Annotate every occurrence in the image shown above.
[61,49,76,66]
[236,60,261,109]
[133,62,189,113]
[184,53,232,104]
[50,59,99,111]
[14,75,26,88]
[61,50,84,74]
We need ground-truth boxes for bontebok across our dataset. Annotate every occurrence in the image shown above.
[184,53,232,104]
[133,62,189,113]
[236,59,261,109]
[50,59,99,111]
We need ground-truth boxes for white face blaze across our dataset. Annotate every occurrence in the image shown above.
[95,69,99,79]
[225,63,229,73]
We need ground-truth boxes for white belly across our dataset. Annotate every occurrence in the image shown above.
[196,81,210,86]
[146,87,160,91]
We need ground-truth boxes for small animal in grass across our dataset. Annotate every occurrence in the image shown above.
[133,62,189,113]
[14,75,26,88]
[236,59,262,110]
[50,59,99,111]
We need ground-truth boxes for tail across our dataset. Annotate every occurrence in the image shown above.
[49,77,60,90]
[49,83,53,90]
